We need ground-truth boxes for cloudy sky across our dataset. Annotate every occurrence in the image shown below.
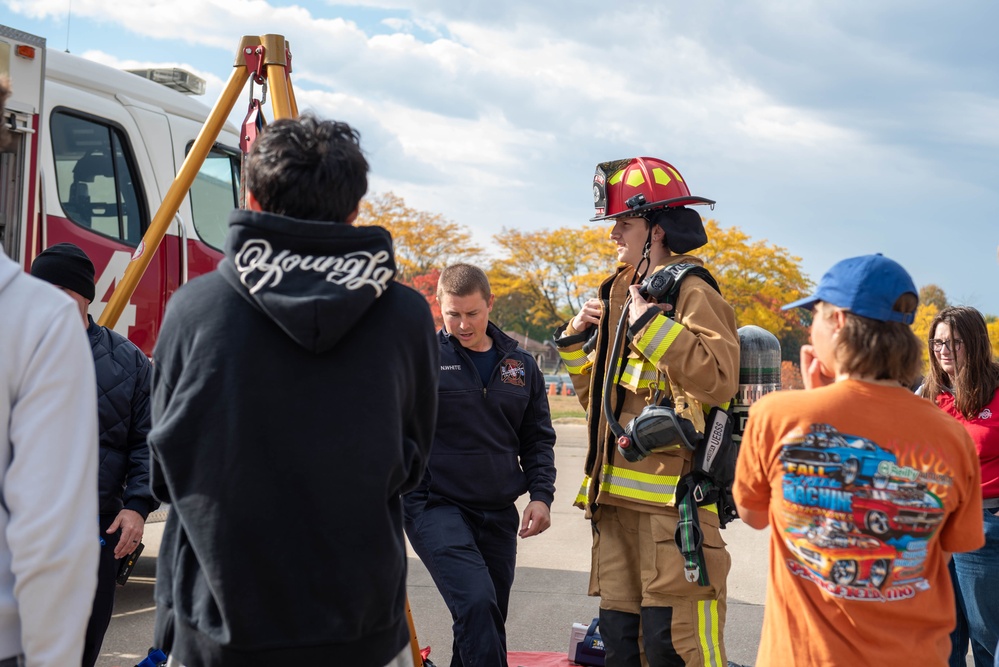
[6,0,998,314]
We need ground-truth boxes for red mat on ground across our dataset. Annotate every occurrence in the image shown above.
[506,652,573,667]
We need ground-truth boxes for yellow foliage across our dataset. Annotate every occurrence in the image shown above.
[490,226,617,329]
[697,220,812,337]
[490,219,814,344]
[911,302,939,373]
[989,320,999,359]
[355,192,482,281]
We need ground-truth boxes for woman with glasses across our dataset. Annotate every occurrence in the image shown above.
[923,306,999,667]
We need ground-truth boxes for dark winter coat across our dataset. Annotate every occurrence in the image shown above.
[88,317,156,518]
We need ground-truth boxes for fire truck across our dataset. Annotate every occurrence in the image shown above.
[1,24,241,355]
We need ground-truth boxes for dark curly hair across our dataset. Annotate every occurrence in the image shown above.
[244,113,369,222]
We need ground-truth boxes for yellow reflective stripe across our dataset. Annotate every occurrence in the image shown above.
[667,165,684,183]
[600,464,679,504]
[616,358,663,390]
[609,169,624,185]
[600,465,719,514]
[702,400,731,414]
[697,599,723,667]
[559,347,589,374]
[635,316,681,366]
[575,476,591,505]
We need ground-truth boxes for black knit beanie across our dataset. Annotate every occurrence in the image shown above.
[30,243,96,302]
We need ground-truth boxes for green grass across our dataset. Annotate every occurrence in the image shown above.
[546,394,586,421]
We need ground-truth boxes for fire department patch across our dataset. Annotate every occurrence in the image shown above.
[500,359,526,386]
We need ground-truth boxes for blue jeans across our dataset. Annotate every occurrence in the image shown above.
[950,508,999,667]
[404,500,519,667]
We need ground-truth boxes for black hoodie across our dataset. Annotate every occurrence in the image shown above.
[149,209,439,667]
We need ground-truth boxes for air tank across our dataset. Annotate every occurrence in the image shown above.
[732,325,782,444]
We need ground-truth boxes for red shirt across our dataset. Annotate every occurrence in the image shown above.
[937,388,999,499]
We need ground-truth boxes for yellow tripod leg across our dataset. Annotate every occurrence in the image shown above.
[406,596,423,666]
[98,41,251,328]
[98,33,304,329]
[260,34,295,121]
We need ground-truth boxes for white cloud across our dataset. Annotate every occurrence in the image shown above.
[7,0,998,313]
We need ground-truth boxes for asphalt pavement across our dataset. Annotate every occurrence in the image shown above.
[100,421,977,666]
[405,421,772,667]
[100,420,771,666]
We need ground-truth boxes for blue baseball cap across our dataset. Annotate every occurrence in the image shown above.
[782,254,917,324]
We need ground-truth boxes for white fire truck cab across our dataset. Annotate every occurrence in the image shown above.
[1,25,241,355]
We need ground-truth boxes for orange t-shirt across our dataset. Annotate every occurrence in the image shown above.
[734,380,984,667]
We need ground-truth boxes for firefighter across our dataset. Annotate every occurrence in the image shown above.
[554,157,739,666]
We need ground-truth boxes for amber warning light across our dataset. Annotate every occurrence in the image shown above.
[15,45,35,60]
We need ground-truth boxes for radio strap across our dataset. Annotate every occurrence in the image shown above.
[675,474,716,586]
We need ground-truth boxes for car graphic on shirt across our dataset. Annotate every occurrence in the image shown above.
[850,485,945,538]
[779,424,896,486]
[785,528,895,590]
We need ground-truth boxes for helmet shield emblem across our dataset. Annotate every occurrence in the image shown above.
[593,159,631,220]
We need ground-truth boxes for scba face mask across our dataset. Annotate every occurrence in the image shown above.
[617,404,700,463]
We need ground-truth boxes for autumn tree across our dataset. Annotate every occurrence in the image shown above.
[487,265,552,341]
[355,192,482,282]
[989,320,999,359]
[697,220,812,361]
[920,284,948,311]
[781,360,804,390]
[403,269,442,328]
[912,299,941,373]
[490,226,617,332]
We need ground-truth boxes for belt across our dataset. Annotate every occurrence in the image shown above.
[983,497,999,509]
[0,656,25,667]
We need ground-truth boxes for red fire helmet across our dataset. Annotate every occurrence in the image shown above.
[591,157,714,221]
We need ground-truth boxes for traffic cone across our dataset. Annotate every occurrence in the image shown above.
[548,382,557,396]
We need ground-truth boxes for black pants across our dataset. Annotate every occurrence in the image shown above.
[82,514,120,667]
[405,501,518,667]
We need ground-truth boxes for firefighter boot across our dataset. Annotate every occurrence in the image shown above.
[598,608,642,667]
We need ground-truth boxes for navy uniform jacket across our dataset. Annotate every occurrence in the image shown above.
[410,322,556,511]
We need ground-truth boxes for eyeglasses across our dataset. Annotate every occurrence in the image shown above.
[929,339,963,352]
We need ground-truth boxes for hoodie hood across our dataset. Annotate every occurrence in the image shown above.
[218,208,396,353]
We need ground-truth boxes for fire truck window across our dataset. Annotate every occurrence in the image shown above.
[50,112,147,245]
[190,147,239,251]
